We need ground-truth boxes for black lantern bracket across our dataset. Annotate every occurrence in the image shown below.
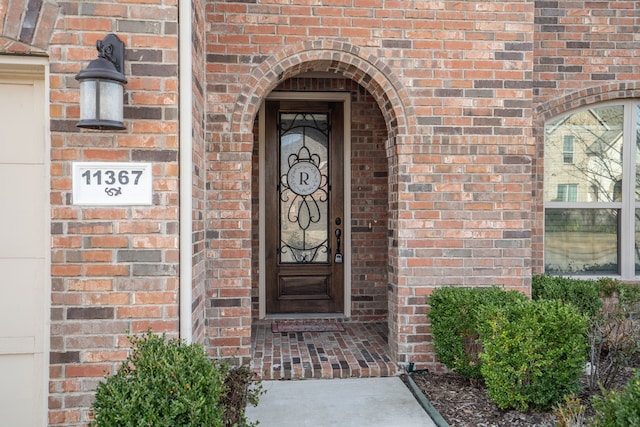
[97,34,126,76]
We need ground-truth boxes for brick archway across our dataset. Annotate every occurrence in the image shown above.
[226,40,417,367]
[534,82,640,123]
[231,39,415,141]
[0,0,59,54]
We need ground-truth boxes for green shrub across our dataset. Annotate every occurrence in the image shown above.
[478,299,588,411]
[91,331,228,427]
[610,280,640,309]
[591,370,640,427]
[532,274,602,318]
[428,286,528,379]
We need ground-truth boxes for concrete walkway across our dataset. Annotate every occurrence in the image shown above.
[245,377,437,427]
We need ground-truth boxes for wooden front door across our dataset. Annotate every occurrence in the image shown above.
[265,100,344,314]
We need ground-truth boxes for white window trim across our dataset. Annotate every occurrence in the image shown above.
[620,99,636,278]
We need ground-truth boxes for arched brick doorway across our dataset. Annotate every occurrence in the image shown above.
[221,40,416,376]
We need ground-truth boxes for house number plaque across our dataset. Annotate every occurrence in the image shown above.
[72,162,152,205]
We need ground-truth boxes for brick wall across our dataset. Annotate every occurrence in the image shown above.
[0,0,58,53]
[206,0,535,368]
[1,0,639,424]
[46,1,181,425]
[349,80,389,321]
[191,0,208,344]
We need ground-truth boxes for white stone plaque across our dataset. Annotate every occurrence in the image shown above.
[72,162,152,205]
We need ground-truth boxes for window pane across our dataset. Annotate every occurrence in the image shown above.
[568,184,578,201]
[545,105,624,203]
[557,184,567,201]
[545,208,619,275]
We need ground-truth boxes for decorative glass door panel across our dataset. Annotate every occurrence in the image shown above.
[265,101,344,314]
[279,113,329,264]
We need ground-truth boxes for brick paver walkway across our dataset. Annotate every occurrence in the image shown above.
[251,322,397,380]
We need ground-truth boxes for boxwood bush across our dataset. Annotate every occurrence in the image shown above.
[533,275,640,391]
[478,299,588,411]
[91,331,262,427]
[427,286,528,379]
[532,274,602,318]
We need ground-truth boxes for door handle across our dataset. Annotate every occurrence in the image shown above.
[334,227,343,263]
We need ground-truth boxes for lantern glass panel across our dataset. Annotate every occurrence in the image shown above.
[79,80,96,121]
[99,80,124,122]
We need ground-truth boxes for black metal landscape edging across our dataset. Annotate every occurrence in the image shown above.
[402,374,450,427]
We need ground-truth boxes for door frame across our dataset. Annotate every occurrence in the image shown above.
[259,92,351,319]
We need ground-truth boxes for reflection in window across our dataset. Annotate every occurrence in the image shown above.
[563,135,574,164]
[636,209,640,272]
[556,184,578,202]
[544,105,623,204]
[545,209,618,275]
[636,105,640,201]
[544,102,640,277]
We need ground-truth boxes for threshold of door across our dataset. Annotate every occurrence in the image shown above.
[265,313,346,320]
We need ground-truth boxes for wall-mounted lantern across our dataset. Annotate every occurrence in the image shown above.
[75,34,127,130]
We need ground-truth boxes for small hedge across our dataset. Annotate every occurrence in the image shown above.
[91,331,262,427]
[533,275,640,391]
[478,299,588,411]
[429,285,589,411]
[428,286,527,379]
[428,280,640,415]
[533,274,640,315]
[532,274,602,318]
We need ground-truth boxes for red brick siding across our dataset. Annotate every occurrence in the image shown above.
[348,81,389,321]
[46,1,181,425]
[0,0,58,53]
[207,0,535,368]
[191,0,208,343]
[1,0,638,424]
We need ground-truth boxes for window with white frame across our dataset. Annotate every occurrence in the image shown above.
[544,102,640,278]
